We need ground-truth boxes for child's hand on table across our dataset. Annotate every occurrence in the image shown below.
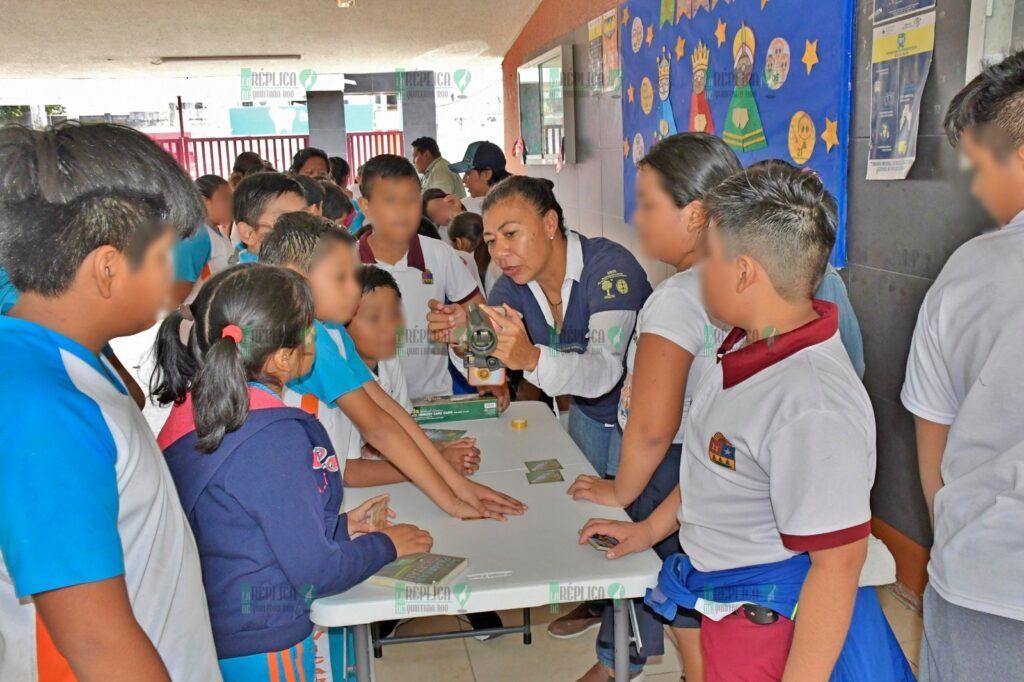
[445,478,527,521]
[567,474,621,508]
[381,524,434,557]
[441,437,481,475]
[578,518,656,560]
[347,493,394,535]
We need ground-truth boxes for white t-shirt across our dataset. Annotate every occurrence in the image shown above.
[618,269,715,444]
[358,233,480,400]
[454,249,485,294]
[901,214,1024,621]
[351,357,413,458]
[679,305,874,572]
[0,318,219,681]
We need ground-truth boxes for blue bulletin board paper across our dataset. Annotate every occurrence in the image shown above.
[619,0,856,267]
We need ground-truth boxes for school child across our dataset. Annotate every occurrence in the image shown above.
[290,146,331,177]
[447,210,502,297]
[355,154,485,400]
[320,179,356,228]
[580,163,912,681]
[329,155,351,187]
[232,171,307,263]
[152,264,432,681]
[566,132,741,681]
[902,51,1024,681]
[0,122,220,681]
[291,173,326,216]
[229,150,265,188]
[345,264,481,485]
[172,174,235,307]
[258,212,523,519]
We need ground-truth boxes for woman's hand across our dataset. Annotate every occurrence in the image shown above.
[482,304,541,372]
[440,437,481,475]
[381,524,434,557]
[578,518,656,560]
[347,493,394,536]
[477,383,511,412]
[567,474,622,508]
[427,299,468,345]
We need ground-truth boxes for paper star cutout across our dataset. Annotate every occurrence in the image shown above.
[624,138,631,158]
[622,7,629,25]
[715,19,727,48]
[627,83,635,103]
[803,39,820,75]
[675,37,686,61]
[646,24,654,47]
[821,117,839,152]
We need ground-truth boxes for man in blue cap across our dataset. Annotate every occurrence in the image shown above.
[449,140,511,213]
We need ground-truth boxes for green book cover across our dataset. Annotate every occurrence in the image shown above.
[412,395,499,424]
[368,552,468,588]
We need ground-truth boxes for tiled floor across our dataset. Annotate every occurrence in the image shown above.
[111,328,926,681]
[370,586,924,681]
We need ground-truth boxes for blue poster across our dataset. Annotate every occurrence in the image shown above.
[620,0,856,266]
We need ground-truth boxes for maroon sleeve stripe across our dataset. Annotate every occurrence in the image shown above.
[779,520,871,553]
[454,287,481,305]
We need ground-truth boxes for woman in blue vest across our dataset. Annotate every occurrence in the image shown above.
[432,176,652,477]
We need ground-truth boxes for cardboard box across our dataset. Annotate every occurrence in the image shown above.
[411,395,500,424]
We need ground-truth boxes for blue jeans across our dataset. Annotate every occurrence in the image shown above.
[568,404,620,478]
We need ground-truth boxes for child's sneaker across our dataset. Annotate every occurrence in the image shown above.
[575,662,645,681]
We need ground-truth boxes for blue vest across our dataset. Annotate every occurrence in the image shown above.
[489,233,651,423]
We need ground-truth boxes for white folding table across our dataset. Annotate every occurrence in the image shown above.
[310,402,663,681]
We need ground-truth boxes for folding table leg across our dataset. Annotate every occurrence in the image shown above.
[354,623,373,682]
[612,599,629,682]
[522,607,532,645]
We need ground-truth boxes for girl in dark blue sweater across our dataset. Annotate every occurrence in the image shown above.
[153,264,432,681]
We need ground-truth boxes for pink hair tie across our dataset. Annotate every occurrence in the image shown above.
[221,324,244,343]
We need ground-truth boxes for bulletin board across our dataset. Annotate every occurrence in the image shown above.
[619,0,856,266]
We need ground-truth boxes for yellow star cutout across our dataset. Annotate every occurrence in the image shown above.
[646,25,654,47]
[761,0,769,8]
[627,83,635,103]
[675,37,686,61]
[624,138,630,158]
[803,39,820,75]
[715,19,727,48]
[821,117,839,152]
[622,7,629,26]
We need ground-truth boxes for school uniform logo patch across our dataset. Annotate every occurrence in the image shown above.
[421,269,434,285]
[312,446,340,473]
[708,432,737,470]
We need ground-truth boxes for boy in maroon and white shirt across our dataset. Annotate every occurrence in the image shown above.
[580,163,911,681]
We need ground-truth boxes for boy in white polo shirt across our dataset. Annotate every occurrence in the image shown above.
[902,51,1024,681]
[581,164,911,680]
[0,123,219,681]
[356,154,484,400]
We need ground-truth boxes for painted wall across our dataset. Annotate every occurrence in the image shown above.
[504,0,990,595]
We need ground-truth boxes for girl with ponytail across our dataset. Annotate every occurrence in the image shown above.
[152,263,432,681]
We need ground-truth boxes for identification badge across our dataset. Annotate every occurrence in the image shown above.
[709,432,736,470]
[422,269,434,285]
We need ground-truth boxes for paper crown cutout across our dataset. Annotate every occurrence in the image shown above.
[658,47,671,80]
[733,23,755,60]
[692,41,710,71]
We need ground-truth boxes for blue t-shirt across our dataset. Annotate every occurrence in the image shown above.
[489,232,652,423]
[815,265,865,378]
[0,266,19,313]
[288,320,373,404]
[173,227,213,283]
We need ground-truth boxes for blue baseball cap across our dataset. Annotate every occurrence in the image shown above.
[449,141,507,175]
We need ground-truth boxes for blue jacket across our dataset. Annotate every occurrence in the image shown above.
[159,387,396,659]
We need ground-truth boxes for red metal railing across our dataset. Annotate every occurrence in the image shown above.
[154,131,405,180]
[347,131,405,173]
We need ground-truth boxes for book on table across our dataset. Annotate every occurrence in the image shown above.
[368,553,469,588]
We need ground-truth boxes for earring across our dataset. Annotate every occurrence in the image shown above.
[549,233,555,241]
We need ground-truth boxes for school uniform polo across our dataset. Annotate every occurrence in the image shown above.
[174,223,237,304]
[0,316,219,681]
[349,357,413,459]
[618,268,715,443]
[678,301,875,573]
[284,320,374,473]
[902,211,1024,622]
[488,230,651,425]
[358,232,479,400]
